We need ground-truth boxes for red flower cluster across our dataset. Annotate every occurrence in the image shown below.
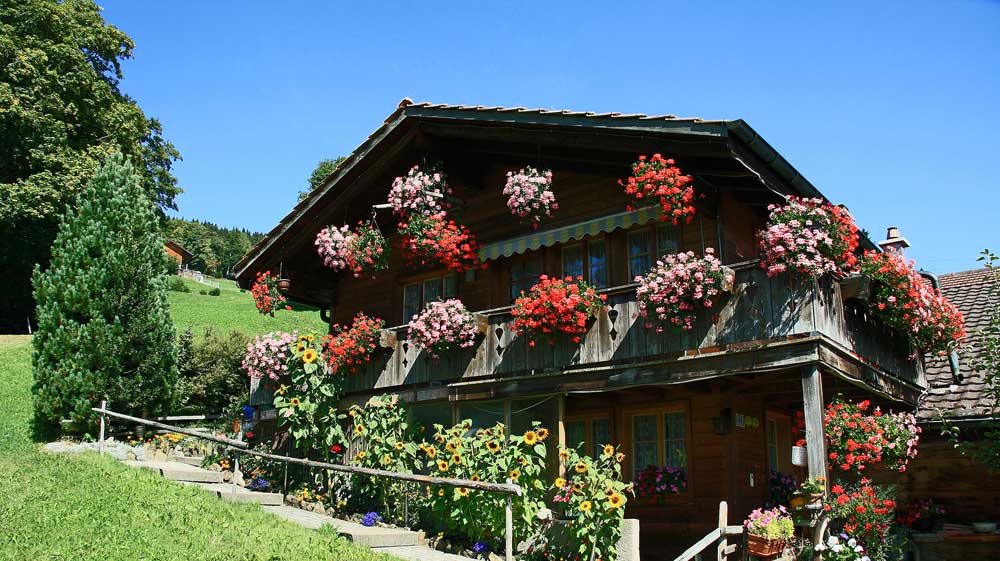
[824,478,896,542]
[860,250,966,354]
[824,398,920,474]
[512,275,606,346]
[322,312,385,375]
[398,213,483,272]
[620,154,695,225]
[250,271,288,316]
[792,410,806,447]
[896,498,945,529]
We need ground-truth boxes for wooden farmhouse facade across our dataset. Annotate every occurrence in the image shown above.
[235,100,930,557]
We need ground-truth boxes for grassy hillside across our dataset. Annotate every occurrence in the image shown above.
[168,275,328,336]
[0,336,388,561]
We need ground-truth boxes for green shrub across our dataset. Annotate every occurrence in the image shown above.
[166,277,190,292]
[32,153,177,427]
[198,289,207,295]
[208,287,221,296]
[175,328,250,414]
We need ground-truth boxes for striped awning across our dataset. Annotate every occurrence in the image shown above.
[479,206,661,260]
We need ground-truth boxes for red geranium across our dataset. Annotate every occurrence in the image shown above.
[323,312,385,375]
[620,154,695,225]
[824,398,920,474]
[398,212,483,272]
[823,478,896,543]
[250,271,287,316]
[512,275,606,346]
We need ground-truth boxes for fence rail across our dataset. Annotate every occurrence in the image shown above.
[672,501,741,561]
[92,405,522,561]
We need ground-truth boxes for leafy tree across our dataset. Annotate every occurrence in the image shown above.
[164,218,262,278]
[0,0,180,332]
[32,153,177,428]
[299,156,346,201]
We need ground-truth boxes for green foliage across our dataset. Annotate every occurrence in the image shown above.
[299,156,346,201]
[175,328,249,414]
[31,153,177,427]
[208,287,221,296]
[167,276,191,292]
[0,336,391,561]
[273,334,346,453]
[164,218,263,278]
[0,0,180,330]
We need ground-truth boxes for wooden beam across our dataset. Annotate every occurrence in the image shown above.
[800,365,829,483]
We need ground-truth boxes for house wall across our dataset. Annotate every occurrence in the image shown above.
[165,245,184,268]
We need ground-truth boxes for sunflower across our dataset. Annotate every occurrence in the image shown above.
[295,342,305,353]
[434,434,445,443]
[603,444,615,457]
[437,460,449,472]
[486,440,501,453]
[425,447,437,458]
[307,334,315,342]
[302,349,318,363]
[445,440,458,452]
[523,430,538,445]
[356,451,367,460]
[554,477,567,488]
[519,457,529,466]
[382,454,392,465]
[456,487,469,497]
[276,384,288,396]
[470,474,481,482]
[608,492,625,509]
[348,409,356,417]
[574,462,588,474]
[579,501,592,512]
[289,397,301,406]
[298,335,308,343]
[509,469,520,481]
[572,482,584,492]
[615,452,625,463]
[354,424,365,435]
[438,488,445,497]
[451,454,463,465]
[394,442,405,451]
[559,449,571,461]
[536,428,550,441]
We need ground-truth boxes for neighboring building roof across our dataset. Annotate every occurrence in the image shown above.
[164,240,193,261]
[919,267,998,421]
[233,98,880,283]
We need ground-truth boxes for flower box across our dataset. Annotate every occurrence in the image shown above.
[746,534,785,559]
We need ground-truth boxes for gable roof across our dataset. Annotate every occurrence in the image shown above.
[919,267,998,421]
[234,98,864,283]
[164,240,193,261]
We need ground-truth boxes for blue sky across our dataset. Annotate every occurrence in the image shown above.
[98,1,998,273]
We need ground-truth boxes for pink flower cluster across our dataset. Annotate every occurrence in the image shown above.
[635,248,732,331]
[315,223,353,271]
[503,166,557,228]
[388,165,452,220]
[759,197,859,278]
[406,298,479,359]
[242,331,297,380]
[315,220,388,277]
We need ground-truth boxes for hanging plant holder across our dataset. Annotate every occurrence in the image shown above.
[277,278,291,292]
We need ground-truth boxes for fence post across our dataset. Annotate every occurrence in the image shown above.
[505,478,514,561]
[98,400,107,456]
[716,501,728,561]
[232,428,243,495]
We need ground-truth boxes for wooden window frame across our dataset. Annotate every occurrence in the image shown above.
[765,409,793,474]
[626,223,682,281]
[564,413,613,460]
[509,253,543,303]
[402,271,459,323]
[559,236,609,289]
[623,401,692,501]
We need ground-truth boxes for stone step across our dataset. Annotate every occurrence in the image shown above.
[183,482,283,505]
[378,545,479,561]
[124,460,223,483]
[172,456,205,467]
[261,506,420,547]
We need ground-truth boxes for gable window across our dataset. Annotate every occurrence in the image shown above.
[510,255,542,302]
[403,273,458,323]
[628,230,652,280]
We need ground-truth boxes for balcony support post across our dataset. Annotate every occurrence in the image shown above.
[800,364,828,483]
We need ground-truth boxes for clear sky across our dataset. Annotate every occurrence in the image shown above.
[97,0,998,274]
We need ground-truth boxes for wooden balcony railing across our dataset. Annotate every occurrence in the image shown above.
[343,263,924,397]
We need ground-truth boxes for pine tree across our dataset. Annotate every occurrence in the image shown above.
[32,153,177,427]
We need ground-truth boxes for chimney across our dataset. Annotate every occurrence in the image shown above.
[878,226,910,254]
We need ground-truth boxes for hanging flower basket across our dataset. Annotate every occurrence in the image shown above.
[503,166,557,228]
[620,154,695,225]
[398,212,482,272]
[512,275,606,346]
[322,313,385,375]
[407,299,480,359]
[634,248,734,332]
[250,271,289,316]
[791,445,808,467]
[388,164,451,220]
[759,196,860,279]
[277,278,292,292]
[315,220,389,278]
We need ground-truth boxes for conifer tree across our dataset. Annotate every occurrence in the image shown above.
[32,153,177,427]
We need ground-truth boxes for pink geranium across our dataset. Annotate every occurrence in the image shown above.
[242,331,296,380]
[759,197,859,278]
[635,248,732,331]
[315,220,388,277]
[503,166,557,228]
[388,164,451,220]
[406,298,479,358]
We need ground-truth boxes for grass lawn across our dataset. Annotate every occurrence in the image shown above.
[0,336,390,561]
[168,275,328,336]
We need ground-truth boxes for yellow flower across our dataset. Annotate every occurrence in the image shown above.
[559,449,570,461]
[354,424,365,435]
[519,457,529,466]
[523,430,538,445]
[574,462,588,474]
[486,440,501,453]
[509,469,520,481]
[289,397,301,406]
[382,454,392,465]
[424,447,437,458]
[536,428,550,441]
[580,501,592,512]
[470,474,481,482]
[437,460,449,472]
[555,477,567,488]
[456,487,469,497]
[276,384,288,396]
[434,434,445,443]
[438,488,445,497]
[302,349,318,363]
[307,334,315,342]
[445,441,458,452]
[295,343,305,353]
[356,451,367,460]
[395,442,405,451]
[348,409,356,417]
[603,444,615,457]
[608,492,625,509]
[451,454,463,465]
[615,452,625,463]
[572,482,584,492]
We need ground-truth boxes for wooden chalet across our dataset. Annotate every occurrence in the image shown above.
[235,99,928,557]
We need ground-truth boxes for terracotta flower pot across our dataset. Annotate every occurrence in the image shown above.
[746,534,785,559]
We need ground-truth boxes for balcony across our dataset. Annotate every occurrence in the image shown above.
[342,262,924,403]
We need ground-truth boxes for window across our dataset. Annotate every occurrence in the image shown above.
[628,230,652,279]
[403,273,458,323]
[510,256,541,301]
[628,407,690,482]
[656,224,678,259]
[565,416,613,459]
[766,419,779,470]
[592,418,611,459]
[765,412,792,473]
[565,420,586,451]
[562,244,584,280]
[632,414,659,478]
[588,239,608,288]
[664,411,687,468]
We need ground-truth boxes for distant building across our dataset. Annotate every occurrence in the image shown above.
[164,240,193,270]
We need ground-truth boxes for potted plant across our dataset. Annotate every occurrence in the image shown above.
[814,534,872,561]
[406,298,480,359]
[634,248,734,332]
[744,506,794,559]
[511,275,606,346]
[797,476,826,504]
[503,166,557,228]
[758,196,860,279]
